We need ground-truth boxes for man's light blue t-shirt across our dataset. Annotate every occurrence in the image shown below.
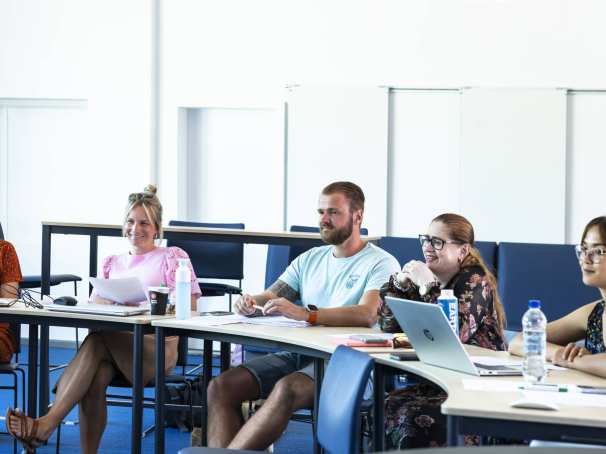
[278,243,400,308]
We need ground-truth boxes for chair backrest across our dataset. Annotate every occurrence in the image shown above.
[475,240,498,275]
[378,236,498,274]
[497,242,601,331]
[167,220,244,280]
[377,236,423,266]
[317,345,373,454]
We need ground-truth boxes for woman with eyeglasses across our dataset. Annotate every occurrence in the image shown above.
[0,239,22,363]
[508,216,606,377]
[379,213,506,449]
[6,185,201,453]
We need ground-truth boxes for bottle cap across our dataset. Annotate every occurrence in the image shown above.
[528,299,541,309]
[440,289,454,298]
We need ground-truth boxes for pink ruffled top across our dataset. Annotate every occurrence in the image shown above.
[95,246,202,301]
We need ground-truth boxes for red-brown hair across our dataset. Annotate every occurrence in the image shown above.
[432,213,506,334]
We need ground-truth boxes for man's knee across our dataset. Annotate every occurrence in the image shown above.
[268,373,314,410]
[208,367,259,407]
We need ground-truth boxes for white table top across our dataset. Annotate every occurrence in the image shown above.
[373,345,606,428]
[152,317,402,354]
[0,301,173,325]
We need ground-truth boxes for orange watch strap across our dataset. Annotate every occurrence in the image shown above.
[308,310,318,325]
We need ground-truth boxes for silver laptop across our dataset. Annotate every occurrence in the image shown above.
[45,302,148,317]
[385,296,521,376]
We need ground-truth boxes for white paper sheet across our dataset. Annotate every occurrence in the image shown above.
[522,390,606,407]
[462,379,522,392]
[243,316,310,328]
[89,277,147,305]
[470,356,565,371]
[190,314,309,328]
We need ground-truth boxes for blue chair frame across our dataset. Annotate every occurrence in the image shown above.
[167,220,245,311]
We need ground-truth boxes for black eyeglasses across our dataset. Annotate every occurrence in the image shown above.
[418,234,463,251]
[575,244,606,264]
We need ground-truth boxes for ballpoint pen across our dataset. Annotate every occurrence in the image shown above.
[519,383,569,392]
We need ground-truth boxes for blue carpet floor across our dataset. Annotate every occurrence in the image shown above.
[0,345,313,453]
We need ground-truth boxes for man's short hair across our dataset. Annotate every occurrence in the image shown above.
[321,181,365,212]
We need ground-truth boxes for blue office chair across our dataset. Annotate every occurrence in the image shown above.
[498,242,601,332]
[178,345,373,454]
[167,221,245,311]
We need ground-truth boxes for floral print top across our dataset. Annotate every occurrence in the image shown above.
[379,264,506,351]
[585,299,605,354]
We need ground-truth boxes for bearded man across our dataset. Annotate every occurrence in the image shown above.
[207,181,400,451]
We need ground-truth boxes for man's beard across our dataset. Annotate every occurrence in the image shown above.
[320,216,354,245]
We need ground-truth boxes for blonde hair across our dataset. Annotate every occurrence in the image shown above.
[123,184,163,239]
[432,213,506,334]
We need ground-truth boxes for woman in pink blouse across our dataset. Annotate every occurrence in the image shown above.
[7,185,201,453]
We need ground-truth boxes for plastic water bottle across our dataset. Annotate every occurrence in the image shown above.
[437,289,459,336]
[522,299,547,383]
[175,258,191,320]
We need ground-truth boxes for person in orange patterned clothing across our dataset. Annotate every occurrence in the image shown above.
[0,239,23,363]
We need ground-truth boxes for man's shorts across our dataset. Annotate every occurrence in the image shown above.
[240,351,315,399]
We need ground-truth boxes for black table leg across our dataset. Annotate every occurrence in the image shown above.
[27,324,38,418]
[201,339,213,447]
[313,357,324,454]
[39,324,50,417]
[89,235,98,296]
[132,325,144,454]
[154,327,166,454]
[447,415,460,446]
[41,225,51,296]
[220,342,231,372]
[373,362,385,451]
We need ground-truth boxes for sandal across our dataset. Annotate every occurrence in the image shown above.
[5,408,46,453]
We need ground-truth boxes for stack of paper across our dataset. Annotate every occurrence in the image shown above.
[190,314,309,328]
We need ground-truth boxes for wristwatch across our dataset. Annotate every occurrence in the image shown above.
[306,304,319,325]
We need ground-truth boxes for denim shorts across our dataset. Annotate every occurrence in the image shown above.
[240,351,315,399]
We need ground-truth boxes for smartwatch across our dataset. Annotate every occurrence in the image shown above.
[306,304,319,325]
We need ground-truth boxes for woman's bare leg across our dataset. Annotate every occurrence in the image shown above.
[7,332,114,441]
[79,360,116,454]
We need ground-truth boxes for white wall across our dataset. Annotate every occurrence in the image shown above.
[2,0,606,340]
[0,0,153,340]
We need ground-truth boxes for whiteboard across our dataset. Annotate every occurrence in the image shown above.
[566,91,606,244]
[286,85,389,234]
[459,88,567,243]
[389,89,461,237]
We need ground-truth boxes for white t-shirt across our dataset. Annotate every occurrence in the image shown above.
[279,242,400,308]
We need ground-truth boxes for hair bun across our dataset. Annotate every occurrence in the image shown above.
[143,184,157,195]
